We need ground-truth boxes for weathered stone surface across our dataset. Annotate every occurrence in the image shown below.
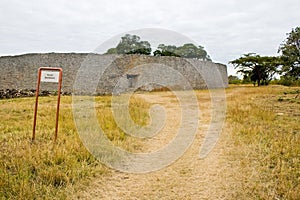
[0,53,228,97]
[0,89,34,99]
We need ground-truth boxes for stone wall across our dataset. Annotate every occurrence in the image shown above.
[0,53,228,95]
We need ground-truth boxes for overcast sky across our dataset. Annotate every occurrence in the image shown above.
[0,0,299,75]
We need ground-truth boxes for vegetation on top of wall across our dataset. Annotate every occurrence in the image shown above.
[105,34,211,61]
[106,34,152,55]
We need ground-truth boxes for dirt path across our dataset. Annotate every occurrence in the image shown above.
[75,91,240,199]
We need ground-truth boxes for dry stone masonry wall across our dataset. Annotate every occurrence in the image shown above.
[0,53,228,97]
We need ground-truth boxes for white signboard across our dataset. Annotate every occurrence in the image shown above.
[41,70,60,83]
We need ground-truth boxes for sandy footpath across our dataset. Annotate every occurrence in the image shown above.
[74,91,240,199]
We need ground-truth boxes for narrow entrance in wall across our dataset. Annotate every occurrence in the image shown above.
[127,74,139,88]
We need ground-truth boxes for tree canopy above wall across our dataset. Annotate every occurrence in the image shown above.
[105,34,152,55]
[105,34,211,61]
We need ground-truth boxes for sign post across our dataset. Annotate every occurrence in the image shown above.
[32,67,63,142]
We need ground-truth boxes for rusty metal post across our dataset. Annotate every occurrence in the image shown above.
[54,69,63,142]
[32,68,42,141]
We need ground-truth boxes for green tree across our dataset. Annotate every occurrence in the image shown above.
[230,53,279,86]
[278,27,300,80]
[154,43,211,61]
[105,34,151,55]
[106,47,117,54]
[177,43,211,60]
[228,75,241,84]
[153,44,180,57]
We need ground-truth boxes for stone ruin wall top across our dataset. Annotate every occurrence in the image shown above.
[0,53,228,95]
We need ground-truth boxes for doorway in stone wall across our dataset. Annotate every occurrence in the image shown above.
[127,74,139,88]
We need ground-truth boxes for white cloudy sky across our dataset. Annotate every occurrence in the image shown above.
[0,0,299,75]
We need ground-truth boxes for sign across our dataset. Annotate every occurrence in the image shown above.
[41,70,60,83]
[32,67,63,142]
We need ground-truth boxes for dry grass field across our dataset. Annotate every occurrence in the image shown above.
[225,85,300,199]
[0,85,299,199]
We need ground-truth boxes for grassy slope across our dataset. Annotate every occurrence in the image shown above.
[0,86,299,199]
[226,85,300,199]
[0,95,149,199]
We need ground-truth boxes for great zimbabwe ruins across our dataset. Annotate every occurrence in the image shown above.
[0,53,228,97]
